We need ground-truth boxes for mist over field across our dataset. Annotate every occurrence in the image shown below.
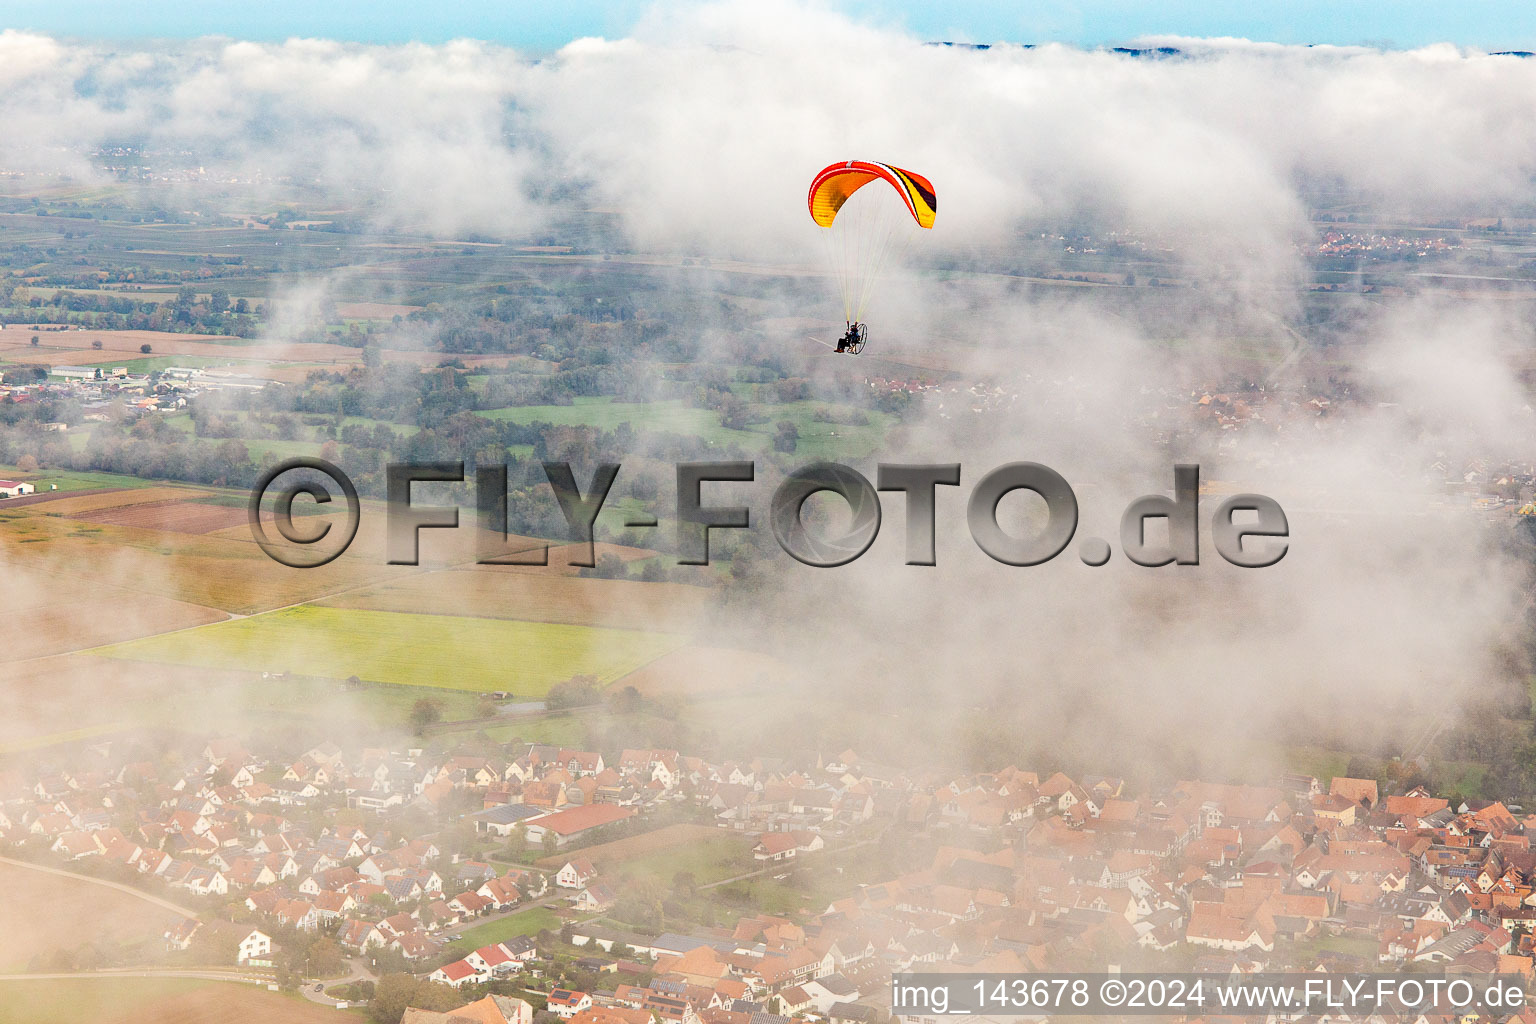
[9,7,1536,1011]
[3,2,1536,776]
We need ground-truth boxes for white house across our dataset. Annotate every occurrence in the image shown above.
[430,959,489,989]
[237,929,272,964]
[572,883,616,912]
[0,480,35,499]
[547,990,593,1018]
[556,858,597,889]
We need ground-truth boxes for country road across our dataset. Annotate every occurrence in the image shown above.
[298,957,376,1006]
[0,855,202,919]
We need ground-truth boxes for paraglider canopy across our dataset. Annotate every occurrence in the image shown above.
[808,160,937,229]
[807,160,936,334]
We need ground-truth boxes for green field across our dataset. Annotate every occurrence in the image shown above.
[446,906,562,954]
[1273,744,1489,800]
[613,833,753,888]
[239,437,327,460]
[0,464,160,493]
[92,605,687,694]
[477,396,892,458]
[231,675,484,726]
[477,397,734,435]
[69,355,255,374]
[1289,933,1381,962]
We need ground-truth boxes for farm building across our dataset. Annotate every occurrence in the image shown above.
[473,803,549,837]
[0,480,35,498]
[521,804,635,848]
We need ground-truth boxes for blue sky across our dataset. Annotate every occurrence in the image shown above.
[3,0,1535,51]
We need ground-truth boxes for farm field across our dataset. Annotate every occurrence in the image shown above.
[93,605,688,694]
[67,496,254,534]
[702,836,902,919]
[0,978,211,1024]
[0,657,248,751]
[0,723,128,755]
[536,824,748,886]
[72,354,263,375]
[0,512,395,616]
[0,324,361,367]
[106,983,361,1024]
[0,863,185,973]
[0,654,489,750]
[1,562,226,660]
[0,466,160,494]
[473,396,892,458]
[611,832,755,889]
[234,674,486,726]
[445,906,562,954]
[318,567,711,632]
[22,485,211,515]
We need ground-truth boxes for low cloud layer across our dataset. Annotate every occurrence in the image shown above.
[2,7,1536,252]
[6,4,1536,780]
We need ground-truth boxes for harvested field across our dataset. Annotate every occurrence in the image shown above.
[0,863,184,972]
[26,486,209,516]
[260,362,356,383]
[71,498,253,535]
[0,487,116,509]
[461,541,666,579]
[0,325,227,358]
[0,978,211,1024]
[1,565,226,659]
[106,984,348,1024]
[91,549,390,616]
[0,325,366,367]
[1,514,395,615]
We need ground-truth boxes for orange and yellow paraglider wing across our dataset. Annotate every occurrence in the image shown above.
[886,164,937,229]
[808,163,879,227]
[807,160,937,229]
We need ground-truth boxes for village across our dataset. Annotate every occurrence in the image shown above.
[3,727,1536,1023]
